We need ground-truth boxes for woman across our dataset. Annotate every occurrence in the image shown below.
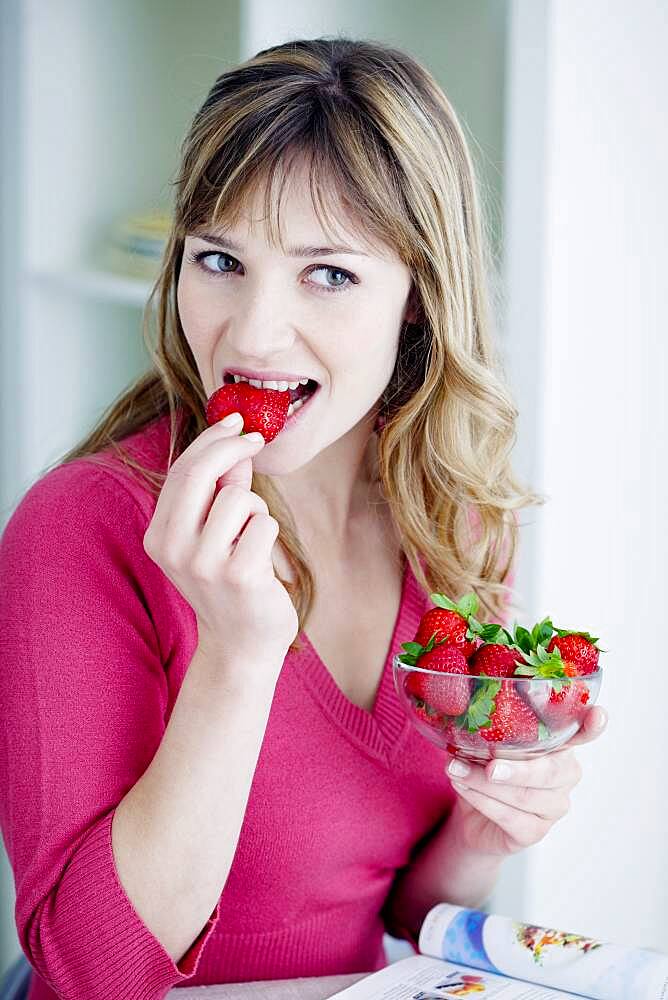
[0,36,607,1000]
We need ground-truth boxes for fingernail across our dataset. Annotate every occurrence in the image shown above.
[594,709,608,731]
[451,780,469,793]
[490,762,512,782]
[243,431,265,444]
[448,760,470,779]
[221,412,243,426]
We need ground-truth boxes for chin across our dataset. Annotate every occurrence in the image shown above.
[250,445,313,477]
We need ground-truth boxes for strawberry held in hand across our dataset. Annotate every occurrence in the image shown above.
[206,381,290,443]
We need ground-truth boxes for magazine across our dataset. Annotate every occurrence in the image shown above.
[330,904,668,1000]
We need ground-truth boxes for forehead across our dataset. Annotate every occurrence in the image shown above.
[196,154,397,262]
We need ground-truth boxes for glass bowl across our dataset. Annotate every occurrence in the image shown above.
[392,655,603,762]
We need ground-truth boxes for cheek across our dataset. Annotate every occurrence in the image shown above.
[177,276,210,350]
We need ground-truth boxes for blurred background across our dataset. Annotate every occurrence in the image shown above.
[1,0,666,980]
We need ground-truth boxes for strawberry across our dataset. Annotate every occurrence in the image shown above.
[413,592,482,658]
[405,644,471,716]
[478,684,541,744]
[411,700,447,731]
[546,632,600,676]
[442,720,490,758]
[468,643,523,678]
[206,381,290,443]
[539,678,591,730]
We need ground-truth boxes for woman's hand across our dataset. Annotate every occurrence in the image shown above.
[444,705,608,858]
[143,415,299,669]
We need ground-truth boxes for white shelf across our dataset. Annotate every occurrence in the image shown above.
[27,267,154,307]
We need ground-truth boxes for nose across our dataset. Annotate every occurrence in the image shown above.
[225,282,296,360]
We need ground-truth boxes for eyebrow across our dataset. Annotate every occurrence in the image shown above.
[191,232,370,258]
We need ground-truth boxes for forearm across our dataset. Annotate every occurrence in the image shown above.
[111,643,282,965]
[385,801,505,943]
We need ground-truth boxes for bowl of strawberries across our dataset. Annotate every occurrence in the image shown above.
[393,593,603,762]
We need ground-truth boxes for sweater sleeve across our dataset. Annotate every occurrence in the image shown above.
[0,461,220,999]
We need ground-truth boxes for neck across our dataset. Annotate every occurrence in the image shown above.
[276,430,383,553]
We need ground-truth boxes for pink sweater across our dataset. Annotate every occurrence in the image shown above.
[0,412,497,1000]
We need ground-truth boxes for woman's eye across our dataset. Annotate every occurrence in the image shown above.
[307,265,355,293]
[190,251,237,275]
[186,250,357,295]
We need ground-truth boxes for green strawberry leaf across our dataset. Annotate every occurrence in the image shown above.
[532,617,555,648]
[423,633,438,654]
[430,592,481,621]
[513,625,533,655]
[457,593,480,618]
[430,593,458,611]
[399,640,425,666]
[538,721,550,741]
[477,623,514,645]
[550,677,572,694]
[454,678,501,733]
[467,615,484,634]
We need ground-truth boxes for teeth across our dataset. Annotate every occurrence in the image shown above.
[286,397,305,418]
[231,373,308,391]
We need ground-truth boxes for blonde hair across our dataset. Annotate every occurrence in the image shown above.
[54,36,544,652]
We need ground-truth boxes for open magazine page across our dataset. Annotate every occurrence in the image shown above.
[418,904,668,1000]
[330,953,583,999]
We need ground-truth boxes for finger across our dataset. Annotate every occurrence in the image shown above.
[487,748,582,790]
[153,431,265,548]
[197,485,270,563]
[230,513,280,574]
[447,747,581,791]
[449,781,553,849]
[446,761,571,821]
[559,705,608,749]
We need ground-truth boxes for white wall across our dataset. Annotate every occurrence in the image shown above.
[504,0,668,951]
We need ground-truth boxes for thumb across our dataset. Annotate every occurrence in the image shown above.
[214,454,253,498]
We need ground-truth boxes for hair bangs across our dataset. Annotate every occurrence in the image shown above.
[184,86,411,266]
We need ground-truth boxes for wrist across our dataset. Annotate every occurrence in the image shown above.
[192,637,285,694]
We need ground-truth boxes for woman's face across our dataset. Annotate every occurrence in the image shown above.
[177,160,416,476]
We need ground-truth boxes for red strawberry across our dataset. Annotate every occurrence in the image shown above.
[540,678,591,730]
[412,701,447,731]
[206,382,290,443]
[406,644,471,716]
[414,605,477,658]
[442,720,490,758]
[479,685,540,744]
[546,633,599,676]
[468,643,523,678]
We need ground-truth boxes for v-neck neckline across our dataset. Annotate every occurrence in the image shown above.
[292,556,429,763]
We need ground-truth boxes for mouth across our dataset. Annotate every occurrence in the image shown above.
[222,372,320,420]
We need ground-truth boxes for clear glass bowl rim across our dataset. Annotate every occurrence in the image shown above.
[392,655,602,682]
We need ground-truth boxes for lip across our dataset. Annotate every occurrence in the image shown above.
[224,367,318,384]
[282,383,320,430]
